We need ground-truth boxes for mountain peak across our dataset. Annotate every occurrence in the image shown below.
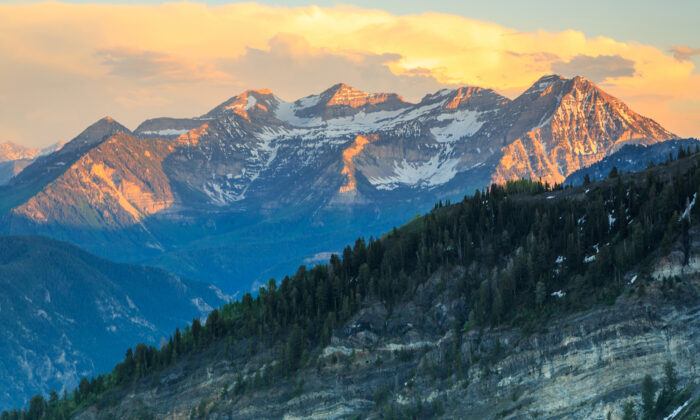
[570,74,600,91]
[246,88,273,95]
[522,74,567,96]
[443,86,510,110]
[206,89,278,119]
[81,116,130,138]
[320,83,405,109]
[288,83,408,120]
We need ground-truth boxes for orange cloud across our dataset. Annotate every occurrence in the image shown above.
[0,2,697,147]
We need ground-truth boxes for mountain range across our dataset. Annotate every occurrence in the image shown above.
[0,74,677,292]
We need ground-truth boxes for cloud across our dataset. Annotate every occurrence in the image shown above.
[96,48,231,84]
[669,45,700,61]
[551,54,635,82]
[221,34,454,100]
[0,2,698,147]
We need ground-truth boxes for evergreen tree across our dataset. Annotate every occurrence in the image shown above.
[27,395,46,420]
[583,173,591,186]
[535,280,546,307]
[662,361,678,396]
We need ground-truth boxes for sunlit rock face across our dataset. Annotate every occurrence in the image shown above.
[12,133,177,227]
[339,134,380,193]
[491,75,675,185]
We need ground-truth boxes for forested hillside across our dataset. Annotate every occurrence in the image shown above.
[5,147,700,419]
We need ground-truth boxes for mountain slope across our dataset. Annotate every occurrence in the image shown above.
[0,75,677,291]
[0,235,226,410]
[0,118,129,215]
[0,159,33,186]
[24,148,700,420]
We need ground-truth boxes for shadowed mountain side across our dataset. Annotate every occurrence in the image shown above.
[0,235,227,409]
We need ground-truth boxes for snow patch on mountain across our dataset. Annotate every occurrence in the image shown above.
[368,154,461,190]
[295,94,322,110]
[191,297,214,314]
[140,129,190,136]
[203,180,243,205]
[273,100,442,136]
[431,110,483,142]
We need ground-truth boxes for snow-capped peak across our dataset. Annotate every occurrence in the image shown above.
[205,89,279,118]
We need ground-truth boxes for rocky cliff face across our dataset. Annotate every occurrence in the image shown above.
[74,242,700,420]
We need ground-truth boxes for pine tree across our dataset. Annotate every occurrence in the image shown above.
[662,361,678,396]
[535,280,546,308]
[288,325,304,371]
[27,395,46,420]
[492,287,504,325]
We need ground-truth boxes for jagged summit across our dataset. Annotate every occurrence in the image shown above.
[443,86,510,112]
[291,83,408,119]
[205,89,280,120]
[6,116,132,192]
[320,83,405,108]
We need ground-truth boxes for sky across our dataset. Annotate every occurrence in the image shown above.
[1,1,698,148]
